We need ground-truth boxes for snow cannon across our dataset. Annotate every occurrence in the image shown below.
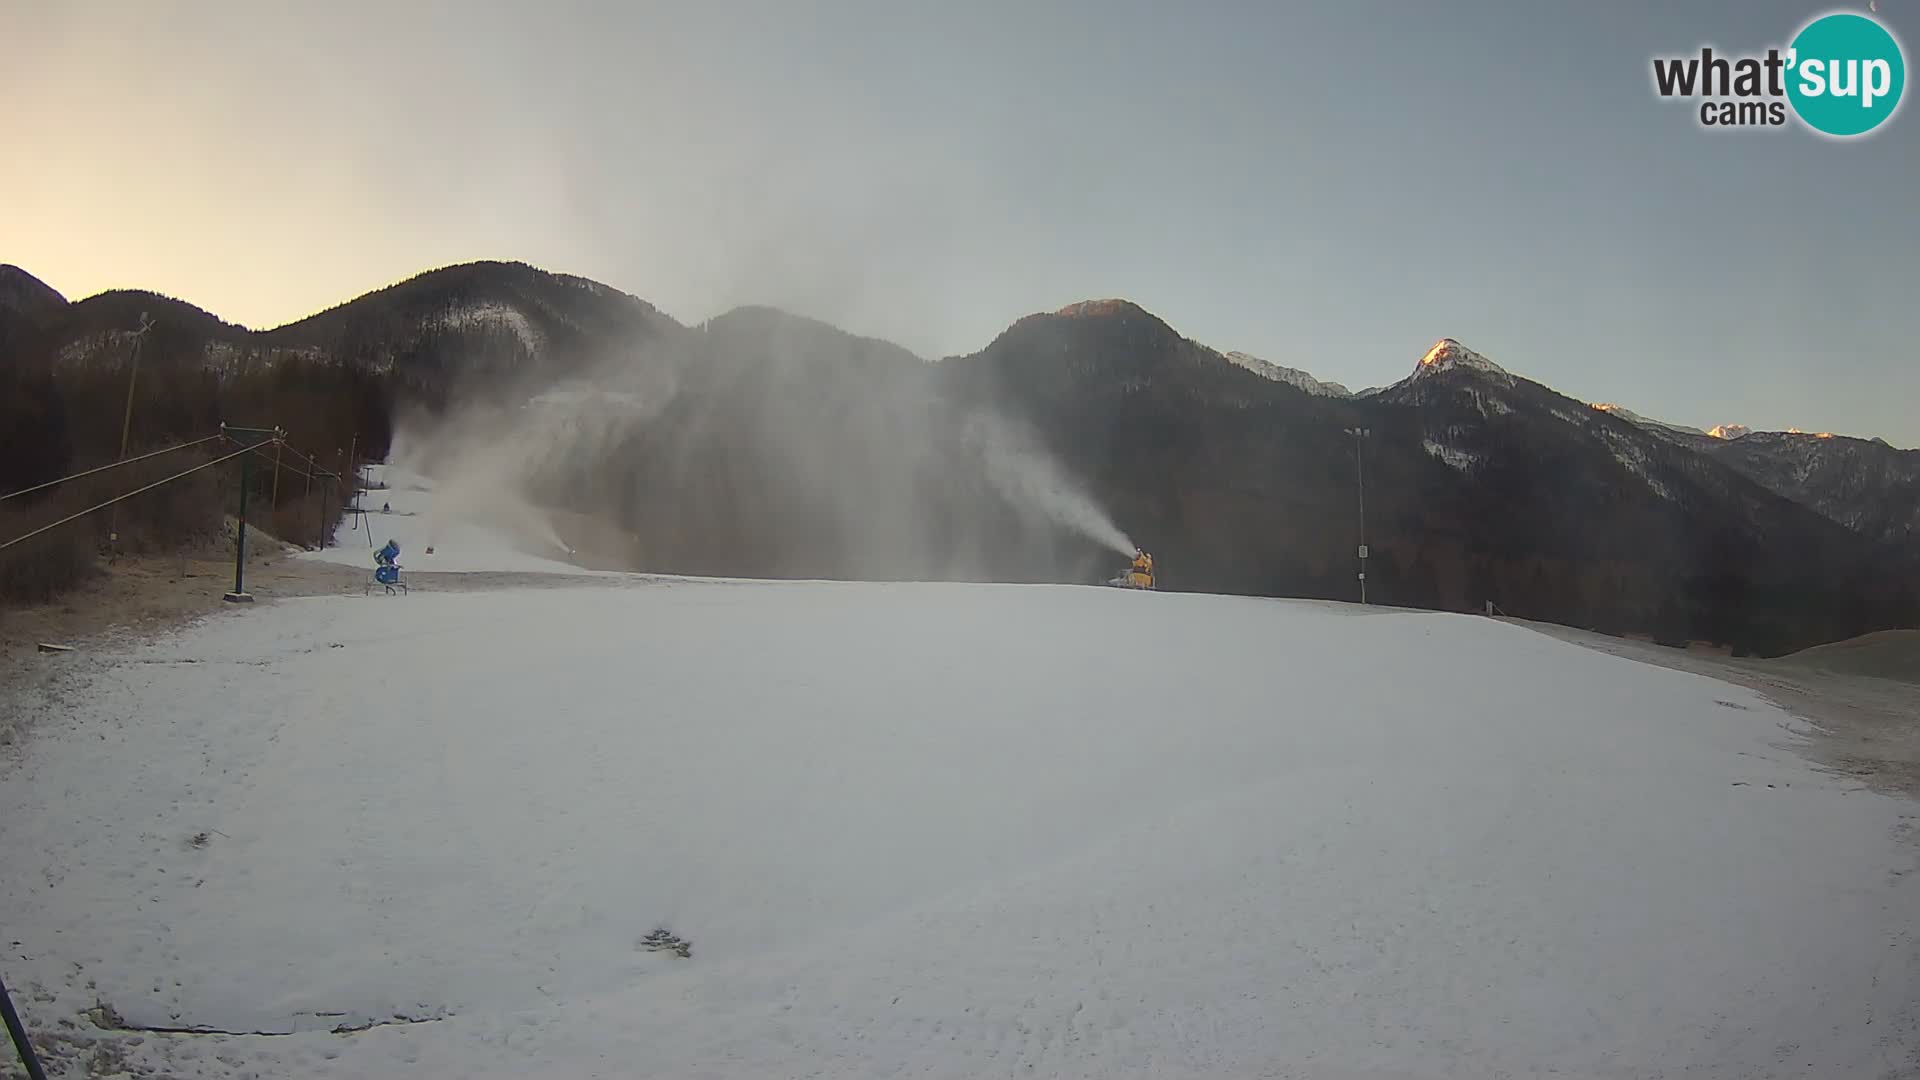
[1108,548,1156,590]
[369,539,409,595]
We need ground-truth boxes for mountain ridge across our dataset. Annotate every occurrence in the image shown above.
[4,258,1912,652]
[10,260,1909,453]
[0,264,67,318]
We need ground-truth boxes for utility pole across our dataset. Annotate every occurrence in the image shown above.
[343,434,360,545]
[222,425,280,603]
[107,312,154,550]
[118,313,152,465]
[303,453,317,550]
[1345,426,1370,605]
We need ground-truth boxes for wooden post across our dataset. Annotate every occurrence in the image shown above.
[107,313,151,549]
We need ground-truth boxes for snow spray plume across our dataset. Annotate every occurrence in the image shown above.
[391,308,1124,583]
[388,359,678,561]
[661,307,946,578]
[963,412,1135,557]
[387,409,567,557]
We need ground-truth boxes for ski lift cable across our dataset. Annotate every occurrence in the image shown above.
[276,443,330,479]
[0,433,224,503]
[226,436,317,482]
[0,443,257,553]
[218,433,343,486]
[286,444,346,486]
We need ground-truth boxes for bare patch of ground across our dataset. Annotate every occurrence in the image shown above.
[1781,629,1920,684]
[1507,618,1920,800]
[0,543,356,749]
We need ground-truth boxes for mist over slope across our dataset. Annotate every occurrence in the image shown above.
[4,261,1914,654]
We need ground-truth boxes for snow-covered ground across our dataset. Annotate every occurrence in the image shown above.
[2,580,1915,1078]
[301,463,594,575]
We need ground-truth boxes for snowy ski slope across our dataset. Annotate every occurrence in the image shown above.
[301,463,594,575]
[1,578,1915,1078]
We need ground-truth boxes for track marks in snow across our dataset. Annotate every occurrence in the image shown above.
[1,584,1917,1077]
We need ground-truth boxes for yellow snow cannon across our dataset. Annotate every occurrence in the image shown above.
[1109,548,1156,590]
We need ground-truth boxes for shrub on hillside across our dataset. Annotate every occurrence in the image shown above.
[0,446,230,606]
[0,505,98,605]
[271,489,333,551]
[104,450,228,555]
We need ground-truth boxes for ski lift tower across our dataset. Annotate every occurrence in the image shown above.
[221,423,283,603]
[1345,426,1370,605]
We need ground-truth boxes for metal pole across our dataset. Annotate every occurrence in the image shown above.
[217,425,277,600]
[0,969,49,1080]
[1356,429,1367,605]
[227,454,252,602]
[304,455,316,550]
[270,438,283,511]
[1345,427,1369,604]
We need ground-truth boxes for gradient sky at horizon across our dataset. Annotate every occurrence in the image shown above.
[4,1,1916,442]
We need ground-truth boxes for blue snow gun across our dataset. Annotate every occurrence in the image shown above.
[371,540,407,593]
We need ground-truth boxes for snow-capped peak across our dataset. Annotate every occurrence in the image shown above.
[1410,338,1509,381]
[1220,351,1352,397]
[1708,423,1751,440]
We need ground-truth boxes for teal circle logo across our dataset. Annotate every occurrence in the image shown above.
[1787,12,1905,136]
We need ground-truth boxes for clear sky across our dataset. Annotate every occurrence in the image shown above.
[3,1,1915,443]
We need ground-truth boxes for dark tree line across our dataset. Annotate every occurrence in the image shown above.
[1,295,393,589]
